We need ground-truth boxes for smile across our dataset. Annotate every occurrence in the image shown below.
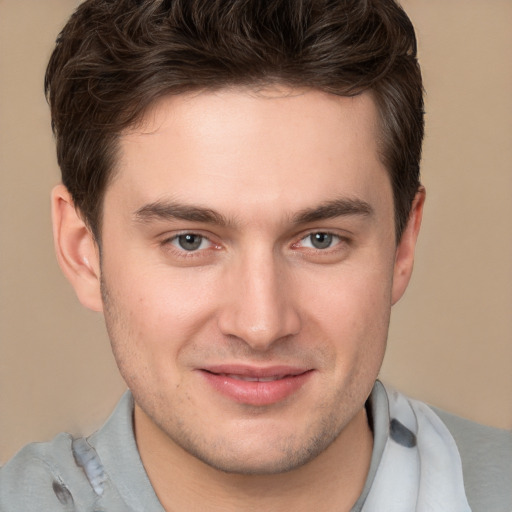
[199,366,313,406]
[220,373,291,382]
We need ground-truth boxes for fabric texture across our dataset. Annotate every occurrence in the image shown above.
[1,382,510,511]
[433,407,512,512]
[361,386,471,511]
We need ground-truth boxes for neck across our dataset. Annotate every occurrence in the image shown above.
[134,405,373,512]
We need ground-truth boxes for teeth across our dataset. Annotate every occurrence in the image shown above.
[225,374,284,382]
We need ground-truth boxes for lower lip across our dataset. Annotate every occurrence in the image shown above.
[200,370,313,406]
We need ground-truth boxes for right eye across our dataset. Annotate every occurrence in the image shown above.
[302,232,337,250]
[170,233,212,252]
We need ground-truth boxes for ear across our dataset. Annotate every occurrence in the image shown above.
[51,184,103,312]
[391,187,425,305]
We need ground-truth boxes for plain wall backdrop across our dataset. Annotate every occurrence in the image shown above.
[1,0,511,463]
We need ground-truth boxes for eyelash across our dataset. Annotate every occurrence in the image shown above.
[161,230,348,257]
[161,232,219,257]
[294,232,345,251]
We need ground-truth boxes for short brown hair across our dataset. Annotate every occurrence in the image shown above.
[45,0,424,240]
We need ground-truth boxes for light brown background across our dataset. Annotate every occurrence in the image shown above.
[1,0,511,463]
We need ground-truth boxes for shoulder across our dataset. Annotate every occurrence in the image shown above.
[0,433,99,511]
[0,392,156,512]
[433,407,512,512]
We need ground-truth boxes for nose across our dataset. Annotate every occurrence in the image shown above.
[217,250,301,351]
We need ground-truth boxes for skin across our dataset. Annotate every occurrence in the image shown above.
[52,87,424,511]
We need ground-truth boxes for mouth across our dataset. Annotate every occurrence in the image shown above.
[216,373,293,382]
[198,365,313,406]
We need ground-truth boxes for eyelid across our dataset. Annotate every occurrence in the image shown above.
[171,234,211,251]
[292,230,348,249]
[160,230,222,253]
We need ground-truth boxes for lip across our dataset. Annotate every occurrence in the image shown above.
[198,364,313,406]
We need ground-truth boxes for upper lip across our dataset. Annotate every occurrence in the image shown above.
[200,364,311,379]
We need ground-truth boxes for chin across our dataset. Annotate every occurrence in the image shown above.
[171,417,344,476]
[190,448,319,476]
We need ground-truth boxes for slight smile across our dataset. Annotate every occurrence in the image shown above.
[198,365,314,406]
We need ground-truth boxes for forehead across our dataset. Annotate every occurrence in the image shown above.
[110,87,391,223]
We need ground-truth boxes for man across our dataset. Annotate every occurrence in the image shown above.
[0,0,510,510]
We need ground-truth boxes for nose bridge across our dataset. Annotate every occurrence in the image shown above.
[218,245,300,350]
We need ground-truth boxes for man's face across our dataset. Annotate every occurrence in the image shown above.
[97,87,410,474]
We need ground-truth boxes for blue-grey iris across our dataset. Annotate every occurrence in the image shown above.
[310,233,332,249]
[178,234,202,251]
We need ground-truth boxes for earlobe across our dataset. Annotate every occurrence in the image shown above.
[391,187,425,305]
[51,184,103,312]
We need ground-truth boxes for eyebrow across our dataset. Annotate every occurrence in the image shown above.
[292,197,374,224]
[133,197,373,227]
[134,201,230,226]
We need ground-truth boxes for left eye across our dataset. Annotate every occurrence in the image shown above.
[300,232,339,250]
[171,234,211,251]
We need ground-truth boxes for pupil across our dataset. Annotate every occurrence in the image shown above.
[178,234,202,251]
[311,233,332,249]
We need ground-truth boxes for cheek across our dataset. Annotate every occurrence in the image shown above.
[299,261,392,366]
[304,259,393,324]
[101,259,221,353]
